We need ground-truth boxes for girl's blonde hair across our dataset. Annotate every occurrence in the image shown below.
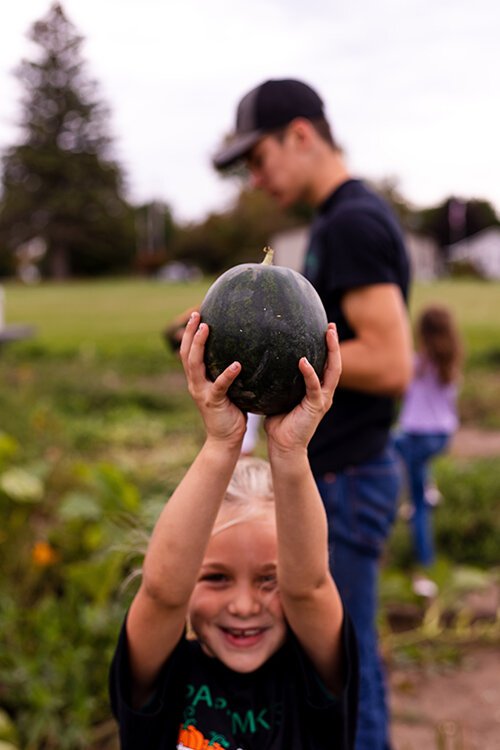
[213,456,275,535]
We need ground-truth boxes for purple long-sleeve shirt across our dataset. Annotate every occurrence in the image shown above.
[398,355,459,435]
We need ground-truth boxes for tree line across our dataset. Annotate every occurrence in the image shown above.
[0,3,498,281]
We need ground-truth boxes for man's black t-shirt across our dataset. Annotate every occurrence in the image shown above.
[109,618,358,750]
[303,179,411,474]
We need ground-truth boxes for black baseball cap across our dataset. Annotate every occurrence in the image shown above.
[213,78,325,169]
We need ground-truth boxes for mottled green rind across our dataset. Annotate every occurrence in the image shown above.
[200,262,328,415]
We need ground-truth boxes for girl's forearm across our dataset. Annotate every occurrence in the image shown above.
[270,450,330,596]
[141,438,241,607]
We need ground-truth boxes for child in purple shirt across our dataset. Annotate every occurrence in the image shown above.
[394,305,463,596]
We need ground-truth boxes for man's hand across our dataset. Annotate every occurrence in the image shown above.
[162,305,199,353]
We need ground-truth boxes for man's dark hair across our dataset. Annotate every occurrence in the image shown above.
[311,117,338,149]
[272,117,338,150]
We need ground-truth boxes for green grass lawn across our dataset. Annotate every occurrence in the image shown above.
[3,276,500,356]
[2,277,212,354]
[2,276,500,436]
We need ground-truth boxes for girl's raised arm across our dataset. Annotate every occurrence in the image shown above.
[125,314,246,708]
[266,324,345,693]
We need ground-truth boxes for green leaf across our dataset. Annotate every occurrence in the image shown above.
[0,707,19,744]
[58,492,101,522]
[0,468,44,503]
[0,433,19,467]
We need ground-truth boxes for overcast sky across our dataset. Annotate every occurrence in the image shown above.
[1,0,499,222]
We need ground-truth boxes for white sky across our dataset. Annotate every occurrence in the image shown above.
[1,0,499,223]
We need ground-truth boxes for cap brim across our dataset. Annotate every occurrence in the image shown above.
[212,130,265,169]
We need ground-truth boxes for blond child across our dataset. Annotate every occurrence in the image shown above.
[110,314,358,749]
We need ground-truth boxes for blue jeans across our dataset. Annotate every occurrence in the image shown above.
[316,446,400,750]
[393,431,450,566]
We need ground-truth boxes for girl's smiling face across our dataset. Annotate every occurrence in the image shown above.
[188,517,286,673]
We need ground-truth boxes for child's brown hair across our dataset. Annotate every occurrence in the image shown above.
[416,305,463,385]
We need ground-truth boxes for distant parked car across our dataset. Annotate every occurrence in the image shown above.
[155,261,202,282]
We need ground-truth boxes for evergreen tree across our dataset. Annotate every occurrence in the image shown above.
[0,3,135,278]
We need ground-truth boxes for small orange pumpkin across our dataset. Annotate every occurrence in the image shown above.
[177,724,205,749]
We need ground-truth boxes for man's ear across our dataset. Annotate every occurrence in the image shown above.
[288,118,314,149]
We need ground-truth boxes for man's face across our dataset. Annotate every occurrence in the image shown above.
[245,127,309,208]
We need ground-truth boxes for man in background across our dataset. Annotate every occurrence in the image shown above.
[213,78,413,750]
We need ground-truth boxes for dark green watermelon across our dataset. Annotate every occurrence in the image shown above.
[200,248,328,415]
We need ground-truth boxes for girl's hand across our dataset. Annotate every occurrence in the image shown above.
[265,323,341,455]
[180,311,247,445]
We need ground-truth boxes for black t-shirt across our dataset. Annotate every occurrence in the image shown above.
[109,617,358,750]
[303,179,411,474]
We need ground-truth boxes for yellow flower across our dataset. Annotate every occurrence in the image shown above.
[32,541,59,567]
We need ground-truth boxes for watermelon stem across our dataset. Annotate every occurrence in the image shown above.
[262,246,274,265]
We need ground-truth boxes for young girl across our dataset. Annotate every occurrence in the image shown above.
[109,313,358,749]
[393,304,463,597]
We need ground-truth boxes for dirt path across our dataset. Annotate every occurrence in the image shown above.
[450,426,500,458]
[389,646,500,749]
[388,427,500,748]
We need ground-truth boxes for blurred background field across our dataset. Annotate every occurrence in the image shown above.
[5,275,500,360]
[1,277,499,749]
[2,278,211,355]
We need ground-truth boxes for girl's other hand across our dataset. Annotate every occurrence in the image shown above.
[180,311,247,445]
[265,323,341,455]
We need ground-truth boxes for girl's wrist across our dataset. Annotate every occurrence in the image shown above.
[268,443,309,469]
[204,434,244,457]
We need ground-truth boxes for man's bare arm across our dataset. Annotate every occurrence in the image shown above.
[339,283,413,395]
